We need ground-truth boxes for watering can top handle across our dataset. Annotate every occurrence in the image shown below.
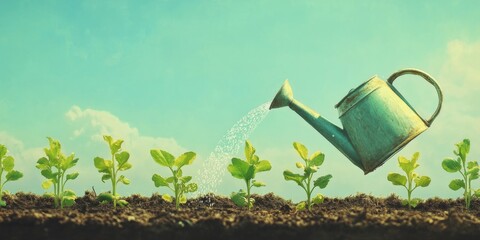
[387,68,443,127]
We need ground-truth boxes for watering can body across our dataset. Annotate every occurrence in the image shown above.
[270,69,443,174]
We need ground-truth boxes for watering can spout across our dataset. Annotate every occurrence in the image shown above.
[270,80,364,171]
[269,80,294,110]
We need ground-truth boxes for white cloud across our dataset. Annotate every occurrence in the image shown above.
[65,105,185,155]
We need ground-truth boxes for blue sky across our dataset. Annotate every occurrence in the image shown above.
[1,0,479,202]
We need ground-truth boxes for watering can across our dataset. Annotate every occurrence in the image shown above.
[270,69,443,174]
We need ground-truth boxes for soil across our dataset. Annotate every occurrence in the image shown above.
[0,192,479,240]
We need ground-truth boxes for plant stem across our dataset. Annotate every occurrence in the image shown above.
[246,180,251,211]
[172,168,179,209]
[111,153,117,208]
[306,174,312,211]
[407,175,412,209]
[60,171,65,209]
[0,169,4,201]
[54,168,61,208]
[461,159,470,209]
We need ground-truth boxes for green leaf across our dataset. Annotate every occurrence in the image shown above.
[101,174,111,182]
[296,201,306,211]
[0,145,6,159]
[398,155,415,174]
[252,181,266,187]
[6,170,23,181]
[66,172,79,181]
[43,192,55,198]
[174,151,196,168]
[283,170,304,186]
[410,198,422,208]
[312,194,324,205]
[60,154,78,171]
[448,179,465,191]
[175,169,183,178]
[458,139,470,161]
[0,199,6,207]
[387,173,407,186]
[255,160,271,173]
[162,194,173,203]
[401,199,409,206]
[414,176,431,188]
[244,140,255,162]
[467,161,479,179]
[41,169,55,179]
[310,151,325,166]
[474,189,480,197]
[179,195,187,204]
[251,155,259,164]
[117,199,129,207]
[185,183,198,193]
[97,192,114,203]
[305,166,318,175]
[293,142,308,160]
[104,136,123,155]
[166,177,174,183]
[118,175,130,185]
[150,149,175,167]
[36,157,50,170]
[244,165,255,181]
[94,157,108,170]
[231,190,248,207]
[442,158,462,173]
[152,174,169,187]
[118,162,132,171]
[180,176,192,183]
[295,162,305,169]
[115,151,130,167]
[314,174,332,189]
[467,161,478,170]
[42,179,53,189]
[227,158,250,180]
[103,135,113,145]
[2,156,15,171]
[63,189,76,197]
[62,196,75,207]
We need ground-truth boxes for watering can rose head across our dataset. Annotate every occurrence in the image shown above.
[270,69,443,174]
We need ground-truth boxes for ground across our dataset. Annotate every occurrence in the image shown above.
[0,192,479,240]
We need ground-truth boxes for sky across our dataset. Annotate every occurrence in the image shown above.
[1,0,479,202]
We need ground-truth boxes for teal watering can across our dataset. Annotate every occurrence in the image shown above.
[270,69,443,174]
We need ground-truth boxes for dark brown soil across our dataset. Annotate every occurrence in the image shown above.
[1,192,479,240]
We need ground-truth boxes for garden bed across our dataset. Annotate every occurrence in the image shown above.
[0,192,479,240]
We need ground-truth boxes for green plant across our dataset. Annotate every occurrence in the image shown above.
[0,144,23,207]
[94,135,131,208]
[227,140,271,210]
[387,152,431,209]
[442,139,480,210]
[283,142,332,211]
[150,149,198,209]
[36,137,79,208]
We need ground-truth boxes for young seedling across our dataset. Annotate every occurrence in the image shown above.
[0,144,23,207]
[442,139,480,210]
[36,137,79,208]
[387,152,431,209]
[94,135,132,208]
[150,149,198,209]
[283,142,332,211]
[227,140,271,210]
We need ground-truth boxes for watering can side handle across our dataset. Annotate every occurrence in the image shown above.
[387,68,443,127]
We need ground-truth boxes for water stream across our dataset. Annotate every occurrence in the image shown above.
[197,101,271,200]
